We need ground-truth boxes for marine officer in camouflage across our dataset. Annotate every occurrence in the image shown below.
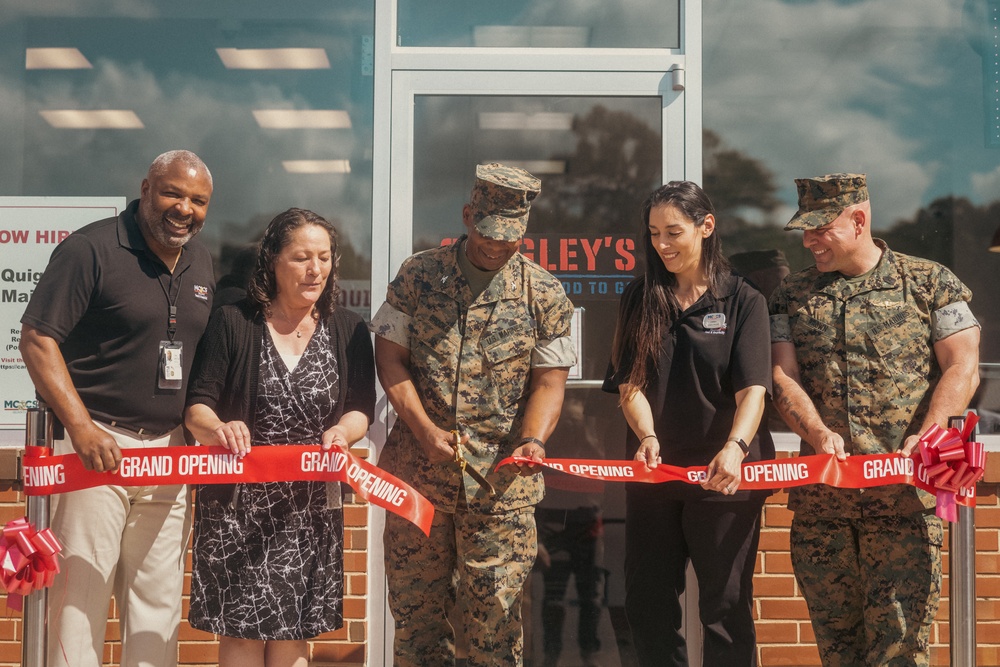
[370,163,576,667]
[768,173,981,666]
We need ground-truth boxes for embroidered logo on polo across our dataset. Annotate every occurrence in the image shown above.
[702,312,727,334]
[193,284,209,301]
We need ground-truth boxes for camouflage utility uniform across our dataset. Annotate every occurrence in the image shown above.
[371,239,575,666]
[769,239,979,666]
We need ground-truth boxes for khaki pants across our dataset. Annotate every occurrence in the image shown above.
[46,422,192,667]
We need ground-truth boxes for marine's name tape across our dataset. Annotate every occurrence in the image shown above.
[21,445,435,536]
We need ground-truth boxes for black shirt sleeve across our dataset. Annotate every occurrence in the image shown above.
[729,283,772,394]
[21,234,101,342]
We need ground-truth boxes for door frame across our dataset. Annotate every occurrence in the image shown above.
[368,3,704,664]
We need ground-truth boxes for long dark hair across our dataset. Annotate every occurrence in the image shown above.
[611,181,730,397]
[247,208,341,319]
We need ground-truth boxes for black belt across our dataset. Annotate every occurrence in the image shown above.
[96,419,177,439]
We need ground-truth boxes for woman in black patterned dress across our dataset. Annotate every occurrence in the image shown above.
[185,208,375,667]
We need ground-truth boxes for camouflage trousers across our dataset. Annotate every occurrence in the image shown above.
[385,505,536,667]
[790,511,943,667]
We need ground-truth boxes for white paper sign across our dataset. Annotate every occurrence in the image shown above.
[0,197,127,431]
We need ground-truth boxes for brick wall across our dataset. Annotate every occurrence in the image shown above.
[753,452,1000,667]
[1,458,998,666]
[0,483,369,667]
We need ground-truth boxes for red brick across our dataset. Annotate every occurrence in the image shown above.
[759,598,810,619]
[348,620,366,643]
[759,644,822,665]
[977,529,1000,551]
[0,506,27,525]
[982,456,1000,484]
[976,646,1000,666]
[344,527,367,550]
[343,597,365,619]
[977,507,1000,528]
[343,505,368,527]
[754,621,798,643]
[314,625,349,641]
[178,641,218,663]
[0,619,18,641]
[762,505,794,528]
[348,573,367,596]
[0,641,21,663]
[929,644,951,665]
[762,552,795,574]
[976,599,1000,620]
[104,619,120,641]
[753,574,796,597]
[976,553,1000,574]
[312,641,365,663]
[757,529,791,551]
[0,489,22,503]
[974,575,1000,597]
[343,551,367,572]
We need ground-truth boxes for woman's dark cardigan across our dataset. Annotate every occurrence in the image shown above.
[186,299,376,502]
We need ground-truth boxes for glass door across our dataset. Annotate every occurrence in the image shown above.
[374,68,691,666]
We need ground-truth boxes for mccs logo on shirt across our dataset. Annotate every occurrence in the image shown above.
[193,284,210,301]
[702,312,727,334]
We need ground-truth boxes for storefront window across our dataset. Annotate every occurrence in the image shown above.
[397,0,680,48]
[702,0,1000,432]
[0,1,375,317]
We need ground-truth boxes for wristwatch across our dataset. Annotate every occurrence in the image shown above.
[728,437,750,456]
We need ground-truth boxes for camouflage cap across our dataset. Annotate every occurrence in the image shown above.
[469,163,542,242]
[785,173,869,231]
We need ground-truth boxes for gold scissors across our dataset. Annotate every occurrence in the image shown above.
[451,429,495,496]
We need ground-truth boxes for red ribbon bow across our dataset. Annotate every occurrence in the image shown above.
[916,414,985,523]
[0,518,63,611]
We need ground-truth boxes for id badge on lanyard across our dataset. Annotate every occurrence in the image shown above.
[158,270,183,389]
[159,340,183,390]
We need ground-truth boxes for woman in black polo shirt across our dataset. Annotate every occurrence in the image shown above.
[603,181,773,667]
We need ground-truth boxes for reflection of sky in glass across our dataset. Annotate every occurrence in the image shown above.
[412,95,662,246]
[703,0,998,229]
[398,0,679,48]
[0,2,374,269]
[1,1,996,263]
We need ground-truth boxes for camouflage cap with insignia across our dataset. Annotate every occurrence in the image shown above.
[785,173,869,231]
[468,163,542,242]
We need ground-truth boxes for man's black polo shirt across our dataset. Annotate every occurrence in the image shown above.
[21,200,215,433]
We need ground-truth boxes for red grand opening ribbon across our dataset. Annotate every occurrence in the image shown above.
[0,518,62,611]
[497,422,986,521]
[22,445,434,536]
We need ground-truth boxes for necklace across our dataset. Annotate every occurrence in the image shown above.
[271,308,310,338]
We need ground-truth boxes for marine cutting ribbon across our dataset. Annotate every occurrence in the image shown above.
[22,444,435,536]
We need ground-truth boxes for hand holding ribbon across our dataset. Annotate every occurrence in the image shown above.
[23,444,435,536]
[497,420,987,522]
